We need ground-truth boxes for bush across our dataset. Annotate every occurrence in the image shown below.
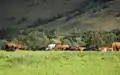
[0,40,7,50]
[12,30,49,50]
[62,39,72,45]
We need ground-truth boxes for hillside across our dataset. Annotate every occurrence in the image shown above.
[0,0,120,35]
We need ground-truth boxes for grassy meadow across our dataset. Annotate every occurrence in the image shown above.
[0,51,120,75]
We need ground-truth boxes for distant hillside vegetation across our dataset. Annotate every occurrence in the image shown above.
[0,0,120,35]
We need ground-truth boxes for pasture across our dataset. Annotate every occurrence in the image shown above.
[0,51,120,75]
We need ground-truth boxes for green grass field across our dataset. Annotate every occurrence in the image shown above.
[0,51,120,75]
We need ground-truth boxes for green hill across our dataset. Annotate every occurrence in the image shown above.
[0,0,120,35]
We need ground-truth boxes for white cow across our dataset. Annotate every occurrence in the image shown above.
[46,44,56,50]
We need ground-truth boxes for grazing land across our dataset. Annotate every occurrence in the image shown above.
[0,51,120,75]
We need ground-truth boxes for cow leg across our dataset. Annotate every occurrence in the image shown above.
[116,47,119,51]
[111,48,114,52]
[118,48,120,52]
[104,48,107,52]
[6,47,11,51]
[80,50,83,53]
[63,48,66,51]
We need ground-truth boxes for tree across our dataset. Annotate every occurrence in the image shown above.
[61,39,72,45]
[49,39,61,44]
[82,30,105,48]
[102,32,117,44]
[47,28,58,39]
[0,28,18,40]
[75,37,86,46]
[12,30,49,50]
[0,40,7,50]
[111,29,120,42]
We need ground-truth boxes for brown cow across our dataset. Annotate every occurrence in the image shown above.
[15,44,27,50]
[112,42,120,51]
[5,43,16,51]
[99,47,106,52]
[66,46,85,52]
[54,43,69,51]
[78,47,86,52]
[66,46,80,51]
[98,43,114,52]
[99,46,113,52]
[5,43,26,51]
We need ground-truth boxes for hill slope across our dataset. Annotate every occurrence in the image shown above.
[0,0,120,35]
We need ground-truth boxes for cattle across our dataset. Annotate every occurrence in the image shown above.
[66,46,80,51]
[5,43,27,51]
[78,47,86,52]
[98,43,114,52]
[112,42,120,51]
[99,47,107,52]
[54,43,69,51]
[65,46,86,52]
[46,44,56,50]
[5,43,15,51]
[15,44,27,50]
[99,46,113,52]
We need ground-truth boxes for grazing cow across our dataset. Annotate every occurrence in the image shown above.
[78,47,86,52]
[5,43,26,51]
[5,43,15,51]
[54,43,69,51]
[15,44,27,50]
[111,42,120,51]
[99,47,113,52]
[98,43,113,52]
[65,46,86,52]
[66,46,80,51]
[99,47,107,52]
[46,44,56,50]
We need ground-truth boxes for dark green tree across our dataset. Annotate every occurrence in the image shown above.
[82,30,105,48]
[102,32,117,44]
[12,30,49,50]
[61,39,72,45]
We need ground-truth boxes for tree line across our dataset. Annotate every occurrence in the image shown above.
[0,28,120,50]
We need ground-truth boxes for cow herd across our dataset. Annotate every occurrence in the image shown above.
[98,42,120,52]
[46,43,85,51]
[4,43,27,51]
[46,42,120,52]
[3,42,120,52]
